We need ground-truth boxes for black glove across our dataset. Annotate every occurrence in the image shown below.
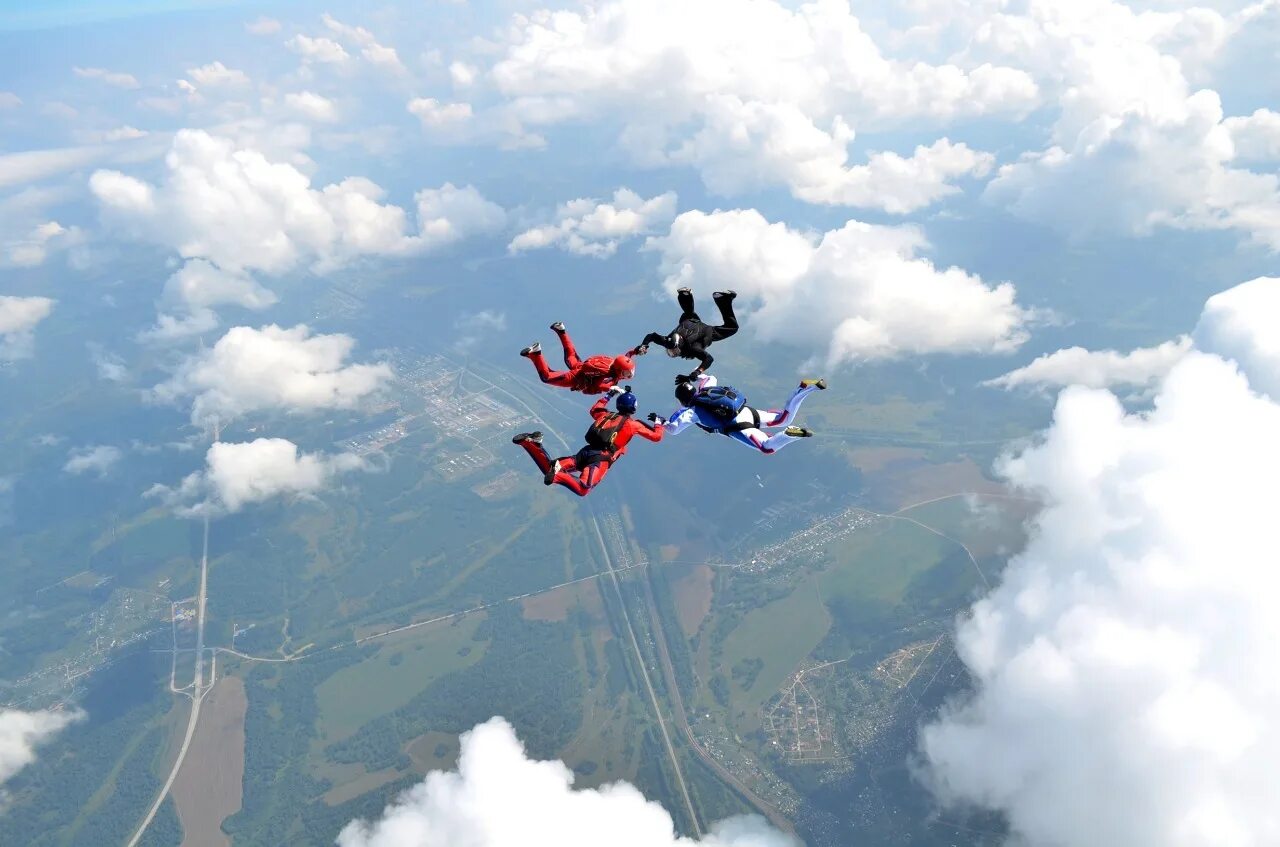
[647,412,667,425]
[673,373,692,386]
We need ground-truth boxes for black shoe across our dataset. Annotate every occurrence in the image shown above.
[550,321,565,333]
[784,426,814,438]
[512,431,543,445]
[543,460,560,485]
[519,341,541,357]
[676,286,692,296]
[800,378,827,390]
[712,289,736,301]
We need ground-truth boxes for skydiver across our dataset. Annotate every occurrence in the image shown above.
[654,374,826,455]
[511,385,663,497]
[520,321,644,394]
[635,287,738,382]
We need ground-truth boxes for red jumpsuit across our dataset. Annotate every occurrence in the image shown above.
[517,396,663,496]
[526,330,637,394]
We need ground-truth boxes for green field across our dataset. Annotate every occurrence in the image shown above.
[715,578,831,726]
[315,615,490,745]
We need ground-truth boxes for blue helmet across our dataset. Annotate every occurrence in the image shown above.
[615,389,638,415]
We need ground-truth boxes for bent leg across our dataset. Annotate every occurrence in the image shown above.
[555,459,609,497]
[761,383,821,428]
[710,297,738,341]
[518,440,554,474]
[556,330,582,369]
[528,351,575,387]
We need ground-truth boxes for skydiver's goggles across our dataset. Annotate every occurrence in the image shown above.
[666,332,681,356]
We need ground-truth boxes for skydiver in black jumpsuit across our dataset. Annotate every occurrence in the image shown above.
[636,287,738,382]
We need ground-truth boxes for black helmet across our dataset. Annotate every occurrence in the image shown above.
[675,380,696,406]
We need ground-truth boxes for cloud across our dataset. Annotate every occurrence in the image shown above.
[0,143,155,191]
[338,717,795,847]
[510,188,677,257]
[0,708,82,787]
[63,445,123,477]
[321,13,406,72]
[972,0,1280,249]
[139,258,278,341]
[985,336,1194,395]
[407,98,474,133]
[1193,276,1280,400]
[245,16,281,36]
[75,126,149,144]
[669,103,993,212]
[72,66,139,89]
[415,183,507,251]
[1224,109,1280,162]
[456,310,506,352]
[646,209,1032,367]
[89,343,128,382]
[151,323,392,426]
[0,92,20,109]
[0,295,55,360]
[91,130,502,275]
[468,0,1037,203]
[148,438,369,516]
[185,61,251,89]
[4,220,83,267]
[920,278,1280,847]
[284,91,338,122]
[288,34,351,65]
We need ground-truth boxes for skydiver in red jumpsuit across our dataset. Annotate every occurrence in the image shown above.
[520,321,644,394]
[511,386,663,497]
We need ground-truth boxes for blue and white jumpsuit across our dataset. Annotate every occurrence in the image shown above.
[663,375,820,454]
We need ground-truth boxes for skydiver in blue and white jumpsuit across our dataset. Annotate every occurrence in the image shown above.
[652,374,827,455]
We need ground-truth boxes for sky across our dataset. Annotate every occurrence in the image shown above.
[2,1,1279,845]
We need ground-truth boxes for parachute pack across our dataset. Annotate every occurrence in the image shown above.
[584,411,627,454]
[572,354,617,390]
[690,385,746,419]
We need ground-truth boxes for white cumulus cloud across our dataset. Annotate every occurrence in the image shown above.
[985,336,1194,395]
[0,708,82,787]
[510,188,677,257]
[975,0,1280,249]
[646,209,1032,367]
[90,130,502,276]
[469,0,1036,204]
[1193,276,1280,399]
[151,323,392,426]
[72,66,139,89]
[288,34,351,65]
[63,445,123,477]
[284,91,338,122]
[921,276,1280,847]
[185,60,251,89]
[0,295,55,360]
[5,220,82,267]
[415,183,507,251]
[338,717,796,847]
[148,438,369,516]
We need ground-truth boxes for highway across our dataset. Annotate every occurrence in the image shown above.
[128,506,213,847]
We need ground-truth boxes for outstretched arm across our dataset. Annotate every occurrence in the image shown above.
[640,331,672,350]
[662,407,698,435]
[632,419,664,442]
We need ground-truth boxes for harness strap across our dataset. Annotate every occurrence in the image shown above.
[697,407,760,436]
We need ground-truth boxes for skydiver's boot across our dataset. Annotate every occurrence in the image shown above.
[520,341,541,357]
[512,431,543,445]
[712,289,737,302]
[783,426,814,438]
[550,321,566,334]
[800,378,827,390]
[543,460,561,486]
